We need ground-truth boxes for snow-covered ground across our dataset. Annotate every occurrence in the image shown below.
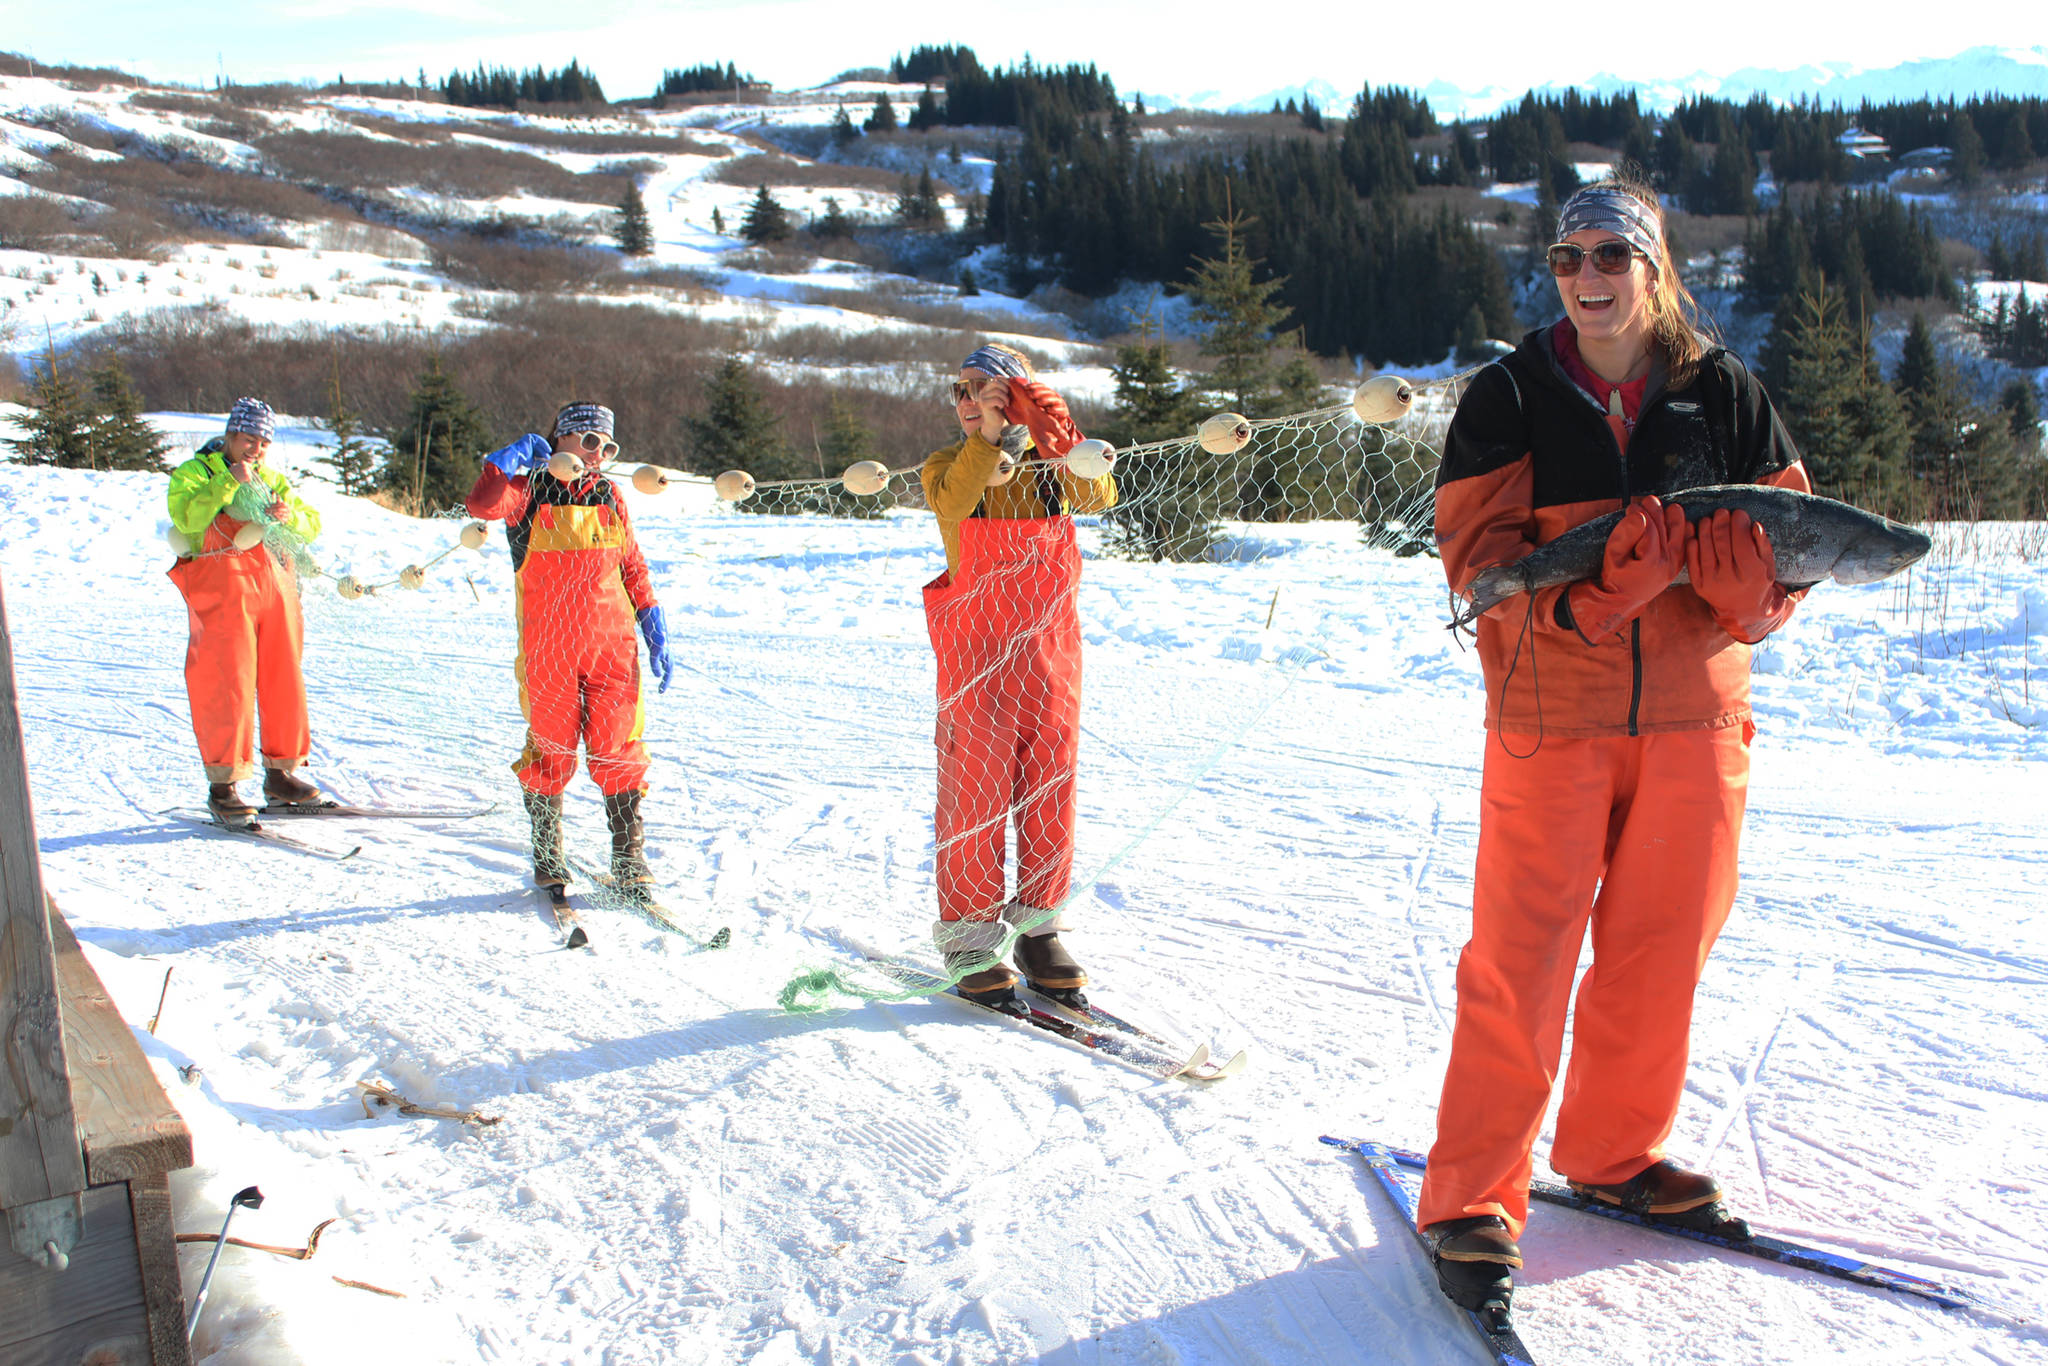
[2,429,2045,1363]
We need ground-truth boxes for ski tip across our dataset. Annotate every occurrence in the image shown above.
[1175,1042,1213,1077]
[566,927,590,950]
[707,926,732,950]
[1208,1047,1250,1079]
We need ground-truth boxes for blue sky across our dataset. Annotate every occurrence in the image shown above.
[7,2,2038,105]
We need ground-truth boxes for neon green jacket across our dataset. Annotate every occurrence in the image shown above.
[167,440,320,543]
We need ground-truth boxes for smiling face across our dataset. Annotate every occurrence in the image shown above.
[224,431,270,465]
[1555,228,1656,351]
[955,370,1007,436]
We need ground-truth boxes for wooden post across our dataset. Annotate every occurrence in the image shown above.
[0,562,86,1268]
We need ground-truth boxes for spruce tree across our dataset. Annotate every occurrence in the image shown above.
[86,358,170,472]
[1100,324,1217,562]
[741,185,792,244]
[322,366,377,496]
[5,350,97,468]
[812,196,854,239]
[811,396,887,518]
[831,103,858,146]
[682,356,797,495]
[1949,110,1985,187]
[2000,379,2041,456]
[1776,282,1911,517]
[1186,209,1291,418]
[613,182,654,256]
[863,93,897,134]
[384,357,491,513]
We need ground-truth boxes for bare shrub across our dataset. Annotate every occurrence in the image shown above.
[753,322,979,369]
[428,238,618,292]
[0,196,78,251]
[256,130,630,204]
[788,279,1077,341]
[0,52,146,86]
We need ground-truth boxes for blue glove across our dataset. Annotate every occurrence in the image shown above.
[636,605,673,694]
[485,433,551,479]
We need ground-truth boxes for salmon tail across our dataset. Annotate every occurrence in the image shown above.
[1452,563,1527,629]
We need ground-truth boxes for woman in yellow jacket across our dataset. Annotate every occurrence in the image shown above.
[920,343,1116,1007]
[166,398,324,822]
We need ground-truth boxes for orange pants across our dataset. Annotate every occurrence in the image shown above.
[924,515,1083,922]
[167,548,309,783]
[1417,725,1751,1237]
[513,618,648,797]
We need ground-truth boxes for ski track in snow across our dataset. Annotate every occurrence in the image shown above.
[2,462,2046,1365]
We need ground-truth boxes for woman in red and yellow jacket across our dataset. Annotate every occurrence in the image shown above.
[467,402,672,899]
[165,397,325,821]
[1419,179,1811,1325]
[920,343,1116,1006]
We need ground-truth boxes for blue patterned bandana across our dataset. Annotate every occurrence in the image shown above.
[553,402,615,438]
[961,345,1028,380]
[225,397,275,441]
[1555,187,1663,262]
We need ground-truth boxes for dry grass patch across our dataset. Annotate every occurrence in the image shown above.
[709,153,908,195]
[257,130,630,204]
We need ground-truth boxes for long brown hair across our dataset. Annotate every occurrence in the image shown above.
[1587,173,1715,387]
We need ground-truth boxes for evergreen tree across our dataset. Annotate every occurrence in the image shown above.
[1949,110,1985,186]
[895,168,943,226]
[1894,311,1940,402]
[812,196,854,239]
[906,86,943,131]
[1185,209,1291,418]
[1100,324,1217,562]
[741,185,792,244]
[613,182,654,256]
[384,358,491,512]
[809,396,888,518]
[1995,107,2036,171]
[1775,282,1912,516]
[711,206,725,235]
[681,356,795,491]
[86,358,170,472]
[322,365,377,496]
[863,93,898,134]
[958,265,979,296]
[2000,379,2041,456]
[831,103,858,146]
[5,350,98,468]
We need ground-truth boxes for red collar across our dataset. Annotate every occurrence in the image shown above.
[1552,320,1648,427]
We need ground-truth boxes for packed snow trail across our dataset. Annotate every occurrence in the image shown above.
[2,462,2044,1364]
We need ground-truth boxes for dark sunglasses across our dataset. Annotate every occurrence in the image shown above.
[568,430,619,460]
[1547,241,1645,277]
[951,378,1011,405]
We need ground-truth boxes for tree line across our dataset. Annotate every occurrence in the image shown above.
[439,61,606,109]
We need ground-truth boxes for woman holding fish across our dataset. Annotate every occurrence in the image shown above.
[1417,178,1813,1326]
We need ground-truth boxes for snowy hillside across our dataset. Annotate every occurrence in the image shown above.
[2,430,2045,1363]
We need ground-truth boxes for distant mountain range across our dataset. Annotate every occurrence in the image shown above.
[1142,44,2048,122]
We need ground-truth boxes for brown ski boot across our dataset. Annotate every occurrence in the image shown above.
[262,767,322,807]
[934,918,1020,1009]
[1014,928,1087,1007]
[207,782,255,824]
[524,789,570,888]
[1426,1215,1521,1330]
[604,790,653,892]
[1566,1159,1751,1238]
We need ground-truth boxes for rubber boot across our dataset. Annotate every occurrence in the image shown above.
[262,768,322,807]
[524,789,569,888]
[935,918,1020,1010]
[207,782,255,823]
[604,789,653,889]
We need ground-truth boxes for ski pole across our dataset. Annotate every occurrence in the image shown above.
[186,1185,263,1342]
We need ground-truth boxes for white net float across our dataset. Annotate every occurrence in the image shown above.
[841,460,890,497]
[165,525,193,556]
[548,450,586,481]
[1198,412,1253,455]
[398,565,426,590]
[336,575,366,601]
[1065,439,1116,478]
[631,464,670,496]
[715,469,756,502]
[231,523,264,551]
[460,520,488,550]
[986,455,1016,487]
[1353,374,1415,425]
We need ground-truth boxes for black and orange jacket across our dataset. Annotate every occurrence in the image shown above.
[1435,324,1812,738]
[467,463,656,637]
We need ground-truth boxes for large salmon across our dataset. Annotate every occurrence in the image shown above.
[1454,485,1932,627]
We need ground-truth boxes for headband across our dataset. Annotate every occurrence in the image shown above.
[1555,187,1663,262]
[553,402,615,438]
[960,345,1028,380]
[225,397,275,441]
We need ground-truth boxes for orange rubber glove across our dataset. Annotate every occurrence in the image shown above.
[1004,379,1085,460]
[1565,495,1690,643]
[1687,507,1793,643]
